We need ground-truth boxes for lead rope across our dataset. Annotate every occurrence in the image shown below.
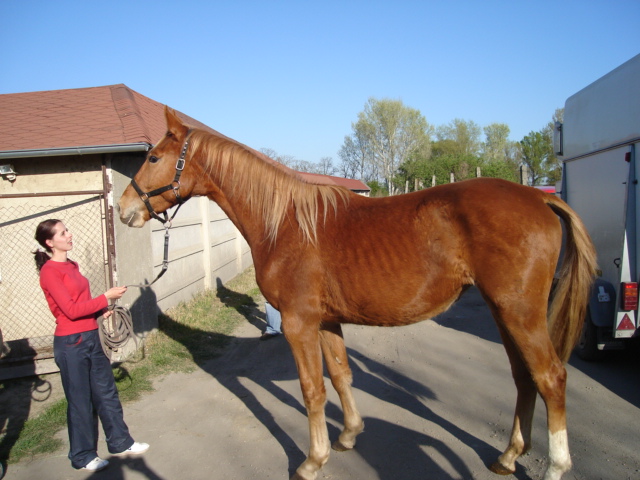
[125,222,173,288]
[99,212,177,360]
[98,305,137,361]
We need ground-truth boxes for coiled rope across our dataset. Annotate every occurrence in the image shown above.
[98,305,138,361]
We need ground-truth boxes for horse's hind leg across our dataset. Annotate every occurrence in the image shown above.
[490,323,537,475]
[319,323,364,451]
[488,302,572,480]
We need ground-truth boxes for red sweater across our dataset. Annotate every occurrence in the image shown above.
[39,259,108,336]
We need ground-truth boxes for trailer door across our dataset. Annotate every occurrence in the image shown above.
[563,144,638,337]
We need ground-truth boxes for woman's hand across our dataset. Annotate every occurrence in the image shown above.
[104,286,127,300]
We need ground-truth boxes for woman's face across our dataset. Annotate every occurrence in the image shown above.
[46,222,73,254]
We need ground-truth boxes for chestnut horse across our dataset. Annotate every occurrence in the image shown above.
[118,108,596,480]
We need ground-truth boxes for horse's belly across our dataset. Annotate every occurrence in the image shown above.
[328,282,463,327]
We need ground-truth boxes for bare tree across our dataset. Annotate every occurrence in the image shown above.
[338,130,375,181]
[317,157,337,176]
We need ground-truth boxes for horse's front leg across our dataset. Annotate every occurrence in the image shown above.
[319,322,364,451]
[286,321,331,480]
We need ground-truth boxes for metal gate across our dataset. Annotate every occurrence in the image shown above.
[0,192,110,368]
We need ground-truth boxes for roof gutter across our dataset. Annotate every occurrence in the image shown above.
[0,142,151,159]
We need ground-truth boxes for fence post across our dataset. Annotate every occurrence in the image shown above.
[200,196,212,290]
[235,225,244,274]
[520,165,529,185]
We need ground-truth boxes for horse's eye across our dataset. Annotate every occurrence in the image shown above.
[149,156,159,164]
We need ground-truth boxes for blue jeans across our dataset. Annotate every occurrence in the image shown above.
[265,302,282,335]
[54,329,134,468]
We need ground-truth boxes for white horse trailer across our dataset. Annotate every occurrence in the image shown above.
[556,54,640,360]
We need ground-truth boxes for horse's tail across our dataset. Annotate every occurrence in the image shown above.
[545,195,598,363]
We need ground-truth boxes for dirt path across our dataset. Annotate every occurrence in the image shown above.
[5,288,640,479]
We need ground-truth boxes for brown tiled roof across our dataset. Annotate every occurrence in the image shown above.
[298,172,370,191]
[0,84,219,152]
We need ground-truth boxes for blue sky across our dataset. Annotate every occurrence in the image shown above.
[1,1,638,165]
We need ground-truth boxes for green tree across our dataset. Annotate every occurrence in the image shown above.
[541,108,564,184]
[344,98,433,195]
[366,180,388,197]
[481,159,520,183]
[520,108,564,186]
[397,151,487,189]
[431,138,460,158]
[520,131,553,185]
[395,151,434,191]
[436,119,482,157]
[482,123,511,162]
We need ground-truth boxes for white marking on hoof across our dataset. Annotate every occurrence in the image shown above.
[544,429,571,480]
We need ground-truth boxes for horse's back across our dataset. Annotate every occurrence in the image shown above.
[343,177,559,247]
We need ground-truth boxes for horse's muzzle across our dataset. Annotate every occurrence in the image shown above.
[117,199,147,228]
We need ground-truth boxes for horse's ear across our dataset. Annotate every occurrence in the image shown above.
[164,106,188,137]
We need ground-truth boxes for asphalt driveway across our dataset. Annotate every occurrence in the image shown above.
[7,287,640,479]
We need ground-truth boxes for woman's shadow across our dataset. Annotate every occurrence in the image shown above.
[83,456,164,480]
[0,341,55,480]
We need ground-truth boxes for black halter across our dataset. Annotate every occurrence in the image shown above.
[130,129,193,225]
[125,130,193,288]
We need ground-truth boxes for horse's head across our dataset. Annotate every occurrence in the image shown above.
[118,107,197,227]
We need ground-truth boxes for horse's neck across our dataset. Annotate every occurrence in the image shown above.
[197,155,278,251]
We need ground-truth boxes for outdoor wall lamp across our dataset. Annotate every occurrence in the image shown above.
[0,164,17,182]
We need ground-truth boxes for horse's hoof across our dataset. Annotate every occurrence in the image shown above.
[489,461,515,476]
[332,439,353,452]
[291,470,320,480]
[290,473,311,480]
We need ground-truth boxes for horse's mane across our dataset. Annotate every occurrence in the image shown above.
[189,129,350,244]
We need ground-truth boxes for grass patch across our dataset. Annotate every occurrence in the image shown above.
[9,398,68,457]
[1,267,263,465]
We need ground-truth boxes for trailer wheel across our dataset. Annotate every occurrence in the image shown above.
[575,312,603,361]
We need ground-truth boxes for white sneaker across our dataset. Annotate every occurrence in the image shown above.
[81,457,109,471]
[113,441,150,456]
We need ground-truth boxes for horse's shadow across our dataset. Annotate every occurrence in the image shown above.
[150,281,535,480]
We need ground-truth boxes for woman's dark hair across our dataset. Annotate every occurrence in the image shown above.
[33,219,62,271]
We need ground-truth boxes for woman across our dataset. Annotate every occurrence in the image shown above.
[34,219,148,472]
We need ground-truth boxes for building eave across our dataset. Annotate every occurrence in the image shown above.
[0,142,151,160]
